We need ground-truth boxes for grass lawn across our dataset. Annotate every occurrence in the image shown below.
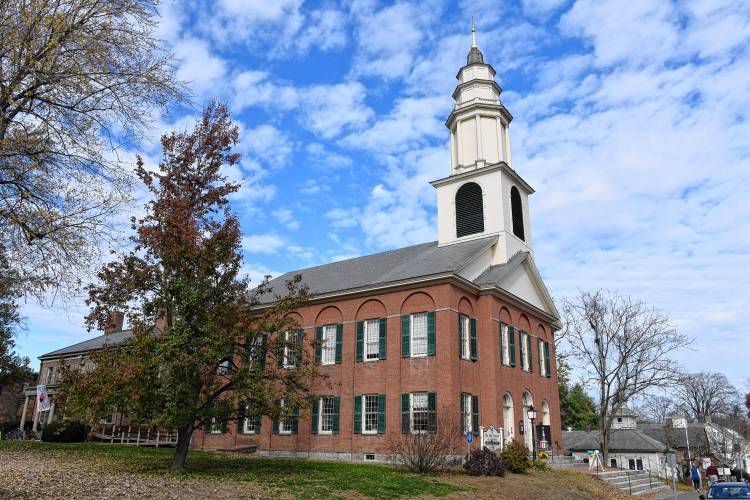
[0,441,634,499]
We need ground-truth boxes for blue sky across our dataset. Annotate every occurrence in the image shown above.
[18,0,750,388]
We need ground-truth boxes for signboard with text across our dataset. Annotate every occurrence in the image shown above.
[483,426,503,451]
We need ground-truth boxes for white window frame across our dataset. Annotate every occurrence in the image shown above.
[248,335,264,365]
[321,325,337,366]
[362,394,379,435]
[410,392,430,433]
[410,313,428,358]
[241,404,256,434]
[318,396,335,435]
[460,315,471,360]
[279,399,293,434]
[283,332,297,369]
[364,319,380,361]
[538,339,546,376]
[501,323,510,366]
[521,332,529,371]
[45,366,55,384]
[462,393,473,434]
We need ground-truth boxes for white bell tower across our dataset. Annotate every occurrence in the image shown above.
[431,23,535,265]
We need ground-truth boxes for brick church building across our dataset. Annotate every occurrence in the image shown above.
[193,32,563,459]
[28,32,562,461]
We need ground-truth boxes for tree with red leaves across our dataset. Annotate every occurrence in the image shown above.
[59,103,312,469]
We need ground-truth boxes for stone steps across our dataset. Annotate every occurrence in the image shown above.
[590,470,672,497]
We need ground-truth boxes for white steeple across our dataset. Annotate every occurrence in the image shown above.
[431,24,534,266]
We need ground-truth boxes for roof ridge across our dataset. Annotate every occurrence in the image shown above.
[40,328,133,358]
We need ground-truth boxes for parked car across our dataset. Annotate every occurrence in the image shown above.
[700,482,750,499]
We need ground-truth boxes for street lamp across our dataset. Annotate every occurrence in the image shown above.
[527,405,537,461]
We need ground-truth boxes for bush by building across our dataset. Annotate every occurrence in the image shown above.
[464,447,506,476]
[501,439,531,473]
[41,420,88,442]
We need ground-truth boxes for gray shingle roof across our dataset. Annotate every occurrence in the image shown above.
[640,423,710,450]
[39,329,134,359]
[563,429,670,453]
[474,251,529,285]
[257,235,498,303]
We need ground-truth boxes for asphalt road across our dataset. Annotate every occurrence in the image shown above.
[655,491,703,500]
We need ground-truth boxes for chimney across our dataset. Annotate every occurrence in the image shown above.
[104,311,125,334]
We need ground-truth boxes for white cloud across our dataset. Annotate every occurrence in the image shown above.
[240,124,293,166]
[273,208,300,230]
[299,179,326,195]
[295,9,348,53]
[306,143,353,170]
[521,0,568,17]
[242,234,286,254]
[173,37,227,96]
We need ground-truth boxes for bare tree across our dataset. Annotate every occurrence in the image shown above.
[560,290,691,462]
[0,0,186,300]
[632,393,678,423]
[674,372,740,422]
[388,404,464,473]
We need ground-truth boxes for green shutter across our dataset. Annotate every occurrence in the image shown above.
[238,401,246,433]
[379,318,387,360]
[401,393,410,433]
[315,327,323,365]
[544,341,551,378]
[273,399,280,434]
[509,326,516,367]
[254,416,261,434]
[401,315,410,358]
[428,392,437,432]
[458,314,464,358]
[356,321,364,362]
[311,397,319,434]
[472,395,479,435]
[277,335,284,368]
[291,407,299,434]
[527,333,532,372]
[470,318,478,360]
[427,311,436,356]
[460,393,466,433]
[377,394,385,434]
[332,396,340,434]
[335,324,343,364]
[354,395,362,434]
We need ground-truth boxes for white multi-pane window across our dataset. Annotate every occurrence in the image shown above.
[241,404,256,433]
[279,400,294,434]
[411,313,428,357]
[520,332,529,371]
[501,323,511,365]
[207,417,223,434]
[460,315,471,359]
[248,335,264,365]
[364,319,380,360]
[45,366,55,384]
[363,395,379,434]
[319,396,335,434]
[321,325,337,365]
[538,339,546,376]
[411,393,430,432]
[283,332,297,369]
[462,393,473,434]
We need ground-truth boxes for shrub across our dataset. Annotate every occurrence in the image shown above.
[41,420,88,442]
[531,459,550,471]
[464,447,506,476]
[732,468,750,482]
[0,421,20,434]
[389,405,463,473]
[500,439,531,474]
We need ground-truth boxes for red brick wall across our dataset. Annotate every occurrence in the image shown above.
[193,281,562,457]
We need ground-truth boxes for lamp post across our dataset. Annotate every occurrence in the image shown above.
[527,405,537,461]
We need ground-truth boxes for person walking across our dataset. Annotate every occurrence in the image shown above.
[690,463,702,493]
[706,462,719,486]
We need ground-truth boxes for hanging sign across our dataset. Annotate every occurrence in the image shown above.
[483,426,503,451]
[36,384,50,412]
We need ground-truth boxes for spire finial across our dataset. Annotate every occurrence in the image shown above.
[471,16,477,48]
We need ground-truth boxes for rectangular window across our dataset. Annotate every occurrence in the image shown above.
[411,313,428,357]
[45,366,55,384]
[462,393,472,434]
[521,332,530,371]
[501,323,510,365]
[460,315,470,359]
[538,339,546,376]
[283,332,297,369]
[319,396,335,434]
[364,320,380,360]
[207,417,223,434]
[279,400,294,434]
[363,395,379,434]
[241,404,256,434]
[411,393,430,432]
[248,335,265,366]
[321,325,337,365]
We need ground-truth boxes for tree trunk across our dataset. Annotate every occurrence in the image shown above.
[170,425,194,470]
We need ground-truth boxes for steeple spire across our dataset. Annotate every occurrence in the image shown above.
[466,16,484,64]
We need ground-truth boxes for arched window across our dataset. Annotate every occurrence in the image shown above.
[522,391,534,451]
[503,393,515,445]
[510,186,525,241]
[455,182,484,238]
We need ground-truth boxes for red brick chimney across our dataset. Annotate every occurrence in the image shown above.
[104,311,125,334]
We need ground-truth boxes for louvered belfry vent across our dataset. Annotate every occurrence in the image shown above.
[510,186,525,241]
[455,182,484,238]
